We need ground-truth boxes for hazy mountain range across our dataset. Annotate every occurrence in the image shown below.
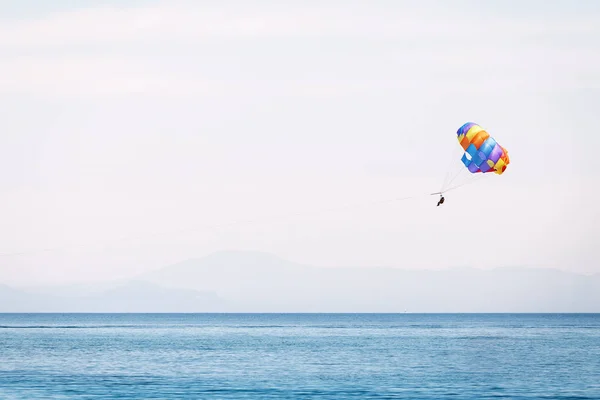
[1,251,599,312]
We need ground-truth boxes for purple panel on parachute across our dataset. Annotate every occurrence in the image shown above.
[479,161,492,173]
[468,162,480,173]
[489,144,503,163]
[477,151,488,163]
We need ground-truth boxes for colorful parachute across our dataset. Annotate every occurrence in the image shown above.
[456,122,510,175]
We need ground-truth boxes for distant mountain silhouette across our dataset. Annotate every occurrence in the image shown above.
[2,251,599,312]
[0,281,226,312]
[139,250,600,313]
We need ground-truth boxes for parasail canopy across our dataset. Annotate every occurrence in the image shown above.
[456,122,510,175]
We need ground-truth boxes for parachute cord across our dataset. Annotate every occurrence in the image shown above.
[440,154,456,193]
[440,144,464,193]
[442,175,486,194]
[442,163,469,193]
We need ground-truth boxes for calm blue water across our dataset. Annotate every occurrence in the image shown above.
[1,313,599,399]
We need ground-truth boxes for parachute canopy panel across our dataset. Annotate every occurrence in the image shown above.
[456,122,510,175]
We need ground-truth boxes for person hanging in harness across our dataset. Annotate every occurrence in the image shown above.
[437,194,445,207]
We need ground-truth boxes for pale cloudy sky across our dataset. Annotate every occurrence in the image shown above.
[0,0,598,286]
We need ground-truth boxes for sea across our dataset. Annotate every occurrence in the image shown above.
[0,313,599,399]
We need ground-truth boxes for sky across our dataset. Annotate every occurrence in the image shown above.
[0,0,599,286]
